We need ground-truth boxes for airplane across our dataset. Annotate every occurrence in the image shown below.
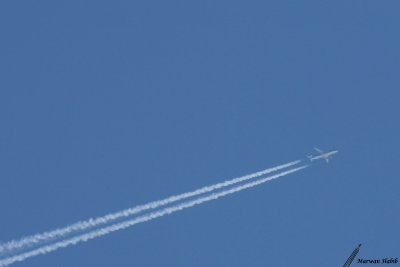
[307,147,338,163]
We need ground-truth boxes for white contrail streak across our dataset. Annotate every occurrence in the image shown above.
[0,160,300,254]
[0,165,307,267]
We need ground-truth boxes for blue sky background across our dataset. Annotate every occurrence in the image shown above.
[1,1,399,266]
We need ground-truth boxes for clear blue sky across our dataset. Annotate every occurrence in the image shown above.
[1,1,399,266]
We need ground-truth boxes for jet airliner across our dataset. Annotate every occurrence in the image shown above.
[307,147,338,163]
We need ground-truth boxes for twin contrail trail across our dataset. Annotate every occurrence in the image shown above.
[0,160,300,255]
[0,164,308,267]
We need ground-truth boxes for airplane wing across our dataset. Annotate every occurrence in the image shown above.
[314,147,324,154]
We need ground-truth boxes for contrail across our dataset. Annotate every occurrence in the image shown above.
[0,165,308,267]
[0,160,300,254]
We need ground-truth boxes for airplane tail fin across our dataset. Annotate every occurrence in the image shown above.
[307,155,313,161]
